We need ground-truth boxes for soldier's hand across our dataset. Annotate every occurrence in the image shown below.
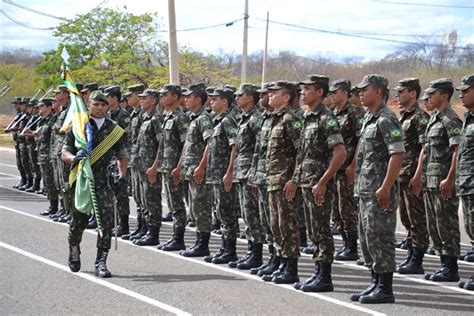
[312,182,327,206]
[439,178,453,201]
[283,180,297,201]
[408,174,422,197]
[193,166,205,185]
[71,149,88,168]
[375,186,390,212]
[171,167,181,185]
[345,165,355,186]
[146,167,157,184]
[223,172,233,192]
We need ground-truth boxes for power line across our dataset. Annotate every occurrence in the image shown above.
[3,0,69,21]
[157,18,244,33]
[374,0,474,9]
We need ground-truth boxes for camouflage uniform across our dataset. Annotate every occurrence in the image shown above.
[266,107,302,258]
[64,118,128,249]
[293,104,344,263]
[158,107,189,229]
[181,106,213,233]
[129,107,143,212]
[236,106,266,243]
[354,103,405,273]
[25,112,41,186]
[18,112,32,183]
[37,111,59,203]
[423,106,462,257]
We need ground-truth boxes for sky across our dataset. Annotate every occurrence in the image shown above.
[0,0,473,62]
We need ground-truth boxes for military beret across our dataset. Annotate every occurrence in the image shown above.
[104,85,121,97]
[393,78,420,92]
[224,84,237,93]
[208,87,235,99]
[300,74,330,86]
[424,78,453,94]
[38,98,54,106]
[456,74,474,92]
[329,79,352,92]
[81,83,99,93]
[160,84,182,95]
[355,74,389,89]
[235,83,260,96]
[20,97,30,104]
[53,85,69,94]
[268,80,296,91]
[89,90,108,104]
[257,82,274,94]
[138,89,160,98]
[182,83,207,96]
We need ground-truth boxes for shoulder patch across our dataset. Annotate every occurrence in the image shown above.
[419,118,429,125]
[390,128,402,137]
[326,118,338,128]
[229,127,238,137]
[292,121,303,129]
[202,120,211,130]
[451,127,461,135]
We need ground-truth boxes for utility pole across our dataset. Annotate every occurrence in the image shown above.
[168,0,179,84]
[241,0,249,83]
[261,11,269,87]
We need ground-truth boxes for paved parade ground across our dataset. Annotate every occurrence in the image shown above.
[0,147,473,315]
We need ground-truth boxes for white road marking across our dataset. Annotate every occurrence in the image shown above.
[0,240,191,316]
[0,162,18,168]
[0,147,15,153]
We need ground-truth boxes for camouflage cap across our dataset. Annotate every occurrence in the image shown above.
[81,83,99,93]
[420,92,429,101]
[205,86,217,94]
[393,78,420,91]
[76,83,84,92]
[98,84,110,92]
[14,96,22,103]
[208,87,235,99]
[268,80,296,91]
[182,83,207,96]
[224,84,237,93]
[124,83,146,97]
[89,90,108,104]
[300,74,330,86]
[424,78,453,94]
[20,97,30,104]
[138,89,160,98]
[104,85,121,97]
[329,79,352,92]
[53,85,69,94]
[257,82,274,93]
[160,84,182,95]
[38,98,54,106]
[355,74,389,89]
[235,83,259,96]
[181,88,188,95]
[28,99,39,107]
[456,74,474,91]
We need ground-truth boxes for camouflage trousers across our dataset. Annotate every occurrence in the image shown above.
[423,190,460,256]
[213,183,239,240]
[188,179,213,233]
[358,194,397,273]
[52,158,70,211]
[27,142,40,180]
[15,142,26,180]
[109,165,130,217]
[138,171,162,229]
[258,184,273,243]
[295,189,306,230]
[39,163,58,202]
[162,175,187,229]
[69,184,114,249]
[399,182,429,249]
[460,194,474,249]
[334,171,358,234]
[131,167,142,209]
[19,142,31,179]
[268,189,300,258]
[302,187,334,264]
[238,180,265,244]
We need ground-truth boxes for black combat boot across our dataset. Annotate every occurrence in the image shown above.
[130,218,148,241]
[335,230,347,256]
[262,258,287,282]
[68,245,81,272]
[122,213,143,240]
[258,255,281,277]
[40,199,58,216]
[350,270,378,301]
[213,239,238,264]
[424,255,447,280]
[19,178,33,191]
[459,251,474,262]
[134,226,160,246]
[295,262,320,290]
[26,177,41,193]
[397,247,425,274]
[430,256,459,282]
[458,276,474,290]
[302,244,315,254]
[396,243,413,270]
[335,231,359,261]
[95,248,112,278]
[162,212,173,222]
[205,236,225,262]
[300,227,308,249]
[229,241,253,268]
[301,262,333,292]
[211,215,221,233]
[426,245,436,255]
[396,238,407,249]
[114,215,130,237]
[251,245,275,275]
[14,176,27,189]
[161,227,186,251]
[181,232,211,257]
[359,272,395,304]
[57,213,71,223]
[87,213,97,229]
[237,243,263,269]
[272,257,299,284]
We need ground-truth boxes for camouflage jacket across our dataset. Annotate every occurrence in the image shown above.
[266,106,302,191]
[354,103,405,197]
[456,111,474,196]
[249,110,272,186]
[36,112,55,164]
[108,106,131,131]
[293,103,344,187]
[423,106,462,189]
[129,108,143,168]
[235,105,262,180]
[398,104,430,183]
[50,101,70,159]
[136,108,163,172]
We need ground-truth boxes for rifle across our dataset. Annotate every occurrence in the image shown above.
[40,88,53,100]
[30,89,42,101]
[20,116,42,137]
[0,86,10,97]
[4,112,23,132]
[5,113,28,132]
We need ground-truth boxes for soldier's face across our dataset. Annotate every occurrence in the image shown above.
[422,99,433,112]
[428,91,443,109]
[128,93,140,108]
[140,96,156,112]
[259,92,269,108]
[211,96,227,115]
[235,93,250,109]
[460,87,474,109]
[39,105,51,116]
[301,85,321,105]
[350,93,361,106]
[185,93,201,112]
[88,100,108,118]
[55,91,68,103]
[269,90,289,109]
[160,92,173,108]
[396,88,416,108]
[360,85,379,108]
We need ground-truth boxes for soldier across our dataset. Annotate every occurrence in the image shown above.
[132,89,163,246]
[290,75,346,292]
[259,80,302,284]
[80,83,98,106]
[456,74,474,290]
[411,78,462,282]
[392,78,430,274]
[62,90,128,278]
[349,74,404,304]
[17,97,32,191]
[177,83,213,257]
[157,84,189,251]
[121,84,146,241]
[350,87,362,107]
[329,79,365,261]
[5,97,27,189]
[104,85,131,237]
[24,99,42,193]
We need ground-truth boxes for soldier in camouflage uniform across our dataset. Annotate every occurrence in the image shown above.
[290,75,346,292]
[411,79,462,282]
[132,89,163,246]
[22,100,41,193]
[350,75,405,304]
[178,83,214,257]
[80,83,98,107]
[456,74,474,290]
[391,78,431,274]
[157,84,189,251]
[6,97,28,189]
[260,81,302,284]
[17,98,32,191]
[62,90,128,278]
[122,84,146,241]
[104,85,131,237]
[329,79,365,261]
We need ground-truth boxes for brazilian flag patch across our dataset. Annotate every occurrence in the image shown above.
[419,118,428,125]
[357,117,364,125]
[202,120,211,130]
[451,127,461,135]
[390,128,402,137]
[229,128,238,137]
[326,119,338,128]
[292,121,303,129]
